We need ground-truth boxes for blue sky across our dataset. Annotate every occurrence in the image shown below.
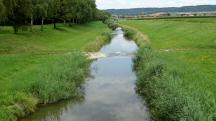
[96,0,216,9]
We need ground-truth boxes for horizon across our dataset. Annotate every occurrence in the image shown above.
[103,4,216,10]
[96,0,216,10]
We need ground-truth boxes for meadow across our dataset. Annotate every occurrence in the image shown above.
[0,21,111,121]
[121,18,216,121]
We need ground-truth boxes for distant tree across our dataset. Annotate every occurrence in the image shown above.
[3,0,33,33]
[96,10,111,23]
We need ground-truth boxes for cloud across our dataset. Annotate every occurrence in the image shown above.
[96,0,216,9]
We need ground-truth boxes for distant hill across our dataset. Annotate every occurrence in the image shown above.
[106,5,216,16]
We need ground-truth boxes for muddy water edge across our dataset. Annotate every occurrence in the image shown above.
[20,28,151,121]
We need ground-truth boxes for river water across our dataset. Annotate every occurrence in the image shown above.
[21,28,151,121]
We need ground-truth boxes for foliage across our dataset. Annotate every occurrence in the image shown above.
[3,0,33,33]
[0,0,6,22]
[1,0,108,32]
[104,17,119,30]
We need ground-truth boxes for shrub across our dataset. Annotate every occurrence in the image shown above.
[104,17,118,30]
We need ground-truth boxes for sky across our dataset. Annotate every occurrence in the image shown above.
[96,0,216,9]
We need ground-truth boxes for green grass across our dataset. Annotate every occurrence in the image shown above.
[0,21,111,121]
[121,18,216,121]
[121,18,216,49]
[0,21,110,54]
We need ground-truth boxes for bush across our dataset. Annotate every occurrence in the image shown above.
[104,17,118,30]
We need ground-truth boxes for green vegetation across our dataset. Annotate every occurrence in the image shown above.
[104,17,119,30]
[0,0,110,33]
[0,53,90,121]
[0,21,110,54]
[85,32,113,52]
[121,24,150,47]
[121,18,216,121]
[0,21,111,121]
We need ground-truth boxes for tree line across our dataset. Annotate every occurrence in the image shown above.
[0,0,110,33]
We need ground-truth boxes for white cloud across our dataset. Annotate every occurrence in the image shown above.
[96,0,216,9]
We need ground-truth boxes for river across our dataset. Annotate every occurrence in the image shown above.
[21,28,151,121]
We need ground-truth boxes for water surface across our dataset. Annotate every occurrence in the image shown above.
[21,28,150,121]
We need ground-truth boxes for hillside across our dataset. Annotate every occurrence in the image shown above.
[106,5,216,16]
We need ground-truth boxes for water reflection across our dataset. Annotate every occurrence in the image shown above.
[20,28,150,121]
[20,96,85,121]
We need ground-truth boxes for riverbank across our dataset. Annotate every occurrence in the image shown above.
[20,27,151,121]
[0,21,112,121]
[121,18,216,121]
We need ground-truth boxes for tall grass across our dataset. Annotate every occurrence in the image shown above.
[134,46,216,121]
[0,52,90,121]
[84,31,113,52]
[121,25,150,47]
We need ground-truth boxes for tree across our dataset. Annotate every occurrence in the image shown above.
[96,10,111,23]
[32,0,48,30]
[46,0,67,29]
[0,0,6,22]
[3,0,33,33]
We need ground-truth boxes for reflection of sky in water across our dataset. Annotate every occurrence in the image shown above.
[20,28,150,121]
[101,28,138,56]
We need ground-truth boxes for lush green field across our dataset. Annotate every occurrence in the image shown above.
[121,18,216,120]
[0,21,110,121]
[0,22,110,54]
[121,18,216,92]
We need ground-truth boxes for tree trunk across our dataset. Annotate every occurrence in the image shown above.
[13,26,18,34]
[41,17,44,31]
[53,19,56,29]
[30,16,33,31]
[64,20,66,25]
[54,22,56,29]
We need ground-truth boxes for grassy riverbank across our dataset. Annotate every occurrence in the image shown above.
[121,18,216,120]
[0,21,111,121]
